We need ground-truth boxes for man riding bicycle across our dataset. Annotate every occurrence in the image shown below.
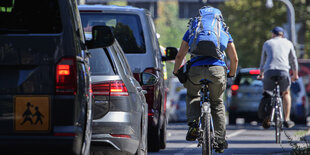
[173,6,238,153]
[258,26,299,129]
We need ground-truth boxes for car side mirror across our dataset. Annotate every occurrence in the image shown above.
[86,26,115,49]
[162,47,178,61]
[140,72,158,86]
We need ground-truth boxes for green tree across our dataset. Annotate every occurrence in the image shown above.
[155,1,188,48]
[218,0,310,67]
[218,0,286,68]
[155,1,189,77]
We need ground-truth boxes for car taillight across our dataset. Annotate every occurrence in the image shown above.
[231,84,239,96]
[56,57,77,95]
[110,81,128,96]
[92,80,128,96]
[249,70,260,75]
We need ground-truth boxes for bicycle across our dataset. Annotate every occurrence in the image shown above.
[196,79,215,155]
[267,76,285,144]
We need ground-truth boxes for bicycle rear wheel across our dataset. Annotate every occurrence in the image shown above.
[202,113,212,155]
[275,107,282,144]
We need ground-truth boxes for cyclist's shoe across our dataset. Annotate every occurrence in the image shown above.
[214,140,228,153]
[262,117,271,129]
[284,120,295,128]
[186,121,199,141]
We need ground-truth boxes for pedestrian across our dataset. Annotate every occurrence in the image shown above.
[258,26,299,129]
[173,5,238,153]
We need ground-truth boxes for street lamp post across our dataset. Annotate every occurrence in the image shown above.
[266,0,296,47]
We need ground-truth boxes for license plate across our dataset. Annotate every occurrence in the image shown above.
[14,96,50,132]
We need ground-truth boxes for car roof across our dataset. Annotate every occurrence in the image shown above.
[78,4,147,14]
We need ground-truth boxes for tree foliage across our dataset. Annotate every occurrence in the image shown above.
[155,1,188,48]
[218,0,310,67]
[218,0,286,67]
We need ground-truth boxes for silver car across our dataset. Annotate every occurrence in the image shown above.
[227,68,264,124]
[89,37,151,154]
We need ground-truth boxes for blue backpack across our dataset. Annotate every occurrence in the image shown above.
[188,6,230,60]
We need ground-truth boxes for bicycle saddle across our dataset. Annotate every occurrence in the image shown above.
[199,79,212,85]
[270,76,283,82]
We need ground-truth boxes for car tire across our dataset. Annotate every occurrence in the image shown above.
[148,124,161,152]
[160,118,167,149]
[229,113,236,125]
[80,102,92,155]
[136,120,148,155]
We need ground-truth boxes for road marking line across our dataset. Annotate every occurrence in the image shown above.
[227,129,246,138]
[188,129,246,148]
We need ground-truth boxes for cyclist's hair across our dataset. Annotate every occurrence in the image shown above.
[277,32,284,37]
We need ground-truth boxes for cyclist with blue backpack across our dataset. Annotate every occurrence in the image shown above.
[173,6,238,153]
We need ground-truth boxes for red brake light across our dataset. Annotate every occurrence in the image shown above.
[231,85,239,91]
[56,57,77,95]
[57,65,70,75]
[249,70,260,75]
[92,80,128,96]
[110,81,128,96]
[110,134,131,138]
[92,82,110,96]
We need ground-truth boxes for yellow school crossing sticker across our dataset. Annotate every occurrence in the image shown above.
[14,96,50,132]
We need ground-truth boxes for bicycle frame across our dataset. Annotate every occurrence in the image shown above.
[269,81,284,144]
[197,82,215,154]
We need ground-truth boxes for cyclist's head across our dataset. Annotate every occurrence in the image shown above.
[271,26,284,38]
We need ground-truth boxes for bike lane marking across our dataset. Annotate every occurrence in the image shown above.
[227,129,246,138]
[186,129,246,148]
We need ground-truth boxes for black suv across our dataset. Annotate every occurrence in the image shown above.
[0,0,108,154]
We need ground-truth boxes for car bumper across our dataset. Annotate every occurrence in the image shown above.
[0,135,78,154]
[91,111,140,154]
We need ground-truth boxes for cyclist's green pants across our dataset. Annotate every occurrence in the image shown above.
[184,65,227,142]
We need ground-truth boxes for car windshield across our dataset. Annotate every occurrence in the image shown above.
[80,13,146,54]
[0,0,62,34]
[89,49,116,76]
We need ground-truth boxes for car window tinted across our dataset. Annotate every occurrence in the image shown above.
[0,0,62,34]
[89,49,116,75]
[80,13,145,54]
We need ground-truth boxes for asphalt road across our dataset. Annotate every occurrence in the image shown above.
[149,121,309,155]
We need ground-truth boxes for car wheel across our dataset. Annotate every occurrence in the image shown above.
[229,113,236,125]
[80,104,92,155]
[136,121,148,155]
[148,124,161,152]
[160,118,167,149]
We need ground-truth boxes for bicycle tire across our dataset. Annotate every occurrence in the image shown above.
[275,107,281,144]
[202,112,212,155]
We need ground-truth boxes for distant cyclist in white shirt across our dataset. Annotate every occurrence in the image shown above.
[258,26,299,129]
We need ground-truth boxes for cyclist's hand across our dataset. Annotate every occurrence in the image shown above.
[257,74,263,80]
[227,72,235,78]
[291,74,299,82]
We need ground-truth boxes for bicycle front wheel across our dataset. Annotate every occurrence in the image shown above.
[275,107,282,144]
[202,113,212,155]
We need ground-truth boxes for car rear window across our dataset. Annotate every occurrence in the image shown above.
[0,0,62,34]
[89,49,116,76]
[235,74,262,86]
[80,13,145,54]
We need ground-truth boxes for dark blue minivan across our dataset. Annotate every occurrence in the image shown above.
[0,0,110,154]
